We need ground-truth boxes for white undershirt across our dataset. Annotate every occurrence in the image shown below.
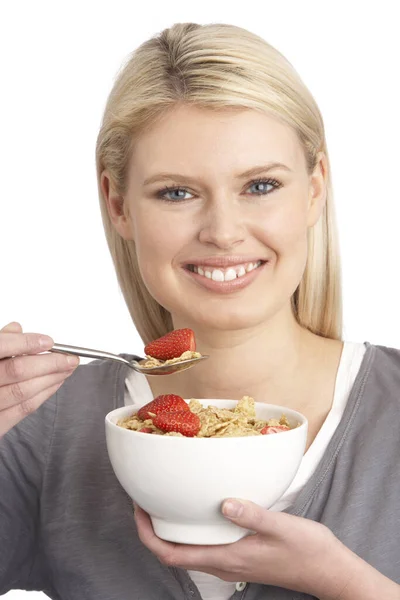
[124,341,367,600]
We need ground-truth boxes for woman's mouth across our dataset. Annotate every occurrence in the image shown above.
[186,260,264,282]
[183,260,268,293]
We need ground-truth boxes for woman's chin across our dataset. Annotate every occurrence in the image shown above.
[179,307,269,333]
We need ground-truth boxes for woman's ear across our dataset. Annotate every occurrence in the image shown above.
[307,152,328,227]
[101,170,134,241]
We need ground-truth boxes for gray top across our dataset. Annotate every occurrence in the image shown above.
[1,342,399,599]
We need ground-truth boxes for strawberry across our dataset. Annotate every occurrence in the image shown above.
[137,394,189,421]
[260,425,290,435]
[144,328,196,361]
[153,410,201,437]
[138,427,153,434]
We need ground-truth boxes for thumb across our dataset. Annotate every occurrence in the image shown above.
[1,322,23,333]
[222,498,272,533]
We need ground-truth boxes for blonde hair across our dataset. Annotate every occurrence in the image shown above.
[96,22,342,344]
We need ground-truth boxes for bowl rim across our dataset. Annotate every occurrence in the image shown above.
[105,399,308,441]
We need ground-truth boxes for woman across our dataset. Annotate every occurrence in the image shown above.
[0,22,399,600]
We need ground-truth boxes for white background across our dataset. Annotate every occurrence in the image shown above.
[1,1,399,598]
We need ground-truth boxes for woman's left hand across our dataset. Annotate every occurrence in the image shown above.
[134,498,355,599]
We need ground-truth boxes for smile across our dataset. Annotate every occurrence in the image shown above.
[187,260,264,282]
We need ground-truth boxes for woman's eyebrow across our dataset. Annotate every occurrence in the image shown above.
[142,162,292,186]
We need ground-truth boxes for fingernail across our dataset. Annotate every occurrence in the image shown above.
[223,500,243,518]
[67,355,80,367]
[39,335,53,349]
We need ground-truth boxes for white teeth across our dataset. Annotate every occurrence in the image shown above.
[246,262,254,273]
[211,269,225,282]
[224,268,237,281]
[190,261,263,282]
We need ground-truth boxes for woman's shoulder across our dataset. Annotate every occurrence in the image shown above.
[357,341,400,401]
[365,340,400,368]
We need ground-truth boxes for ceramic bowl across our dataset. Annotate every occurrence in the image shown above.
[105,400,307,545]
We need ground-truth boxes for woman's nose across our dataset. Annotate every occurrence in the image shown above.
[198,198,246,250]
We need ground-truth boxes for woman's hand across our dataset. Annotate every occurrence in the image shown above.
[0,322,79,437]
[134,498,363,600]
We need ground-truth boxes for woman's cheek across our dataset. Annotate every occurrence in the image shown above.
[136,236,166,282]
[260,199,309,253]
[134,229,183,308]
[255,204,310,293]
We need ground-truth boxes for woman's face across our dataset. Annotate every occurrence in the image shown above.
[106,105,326,332]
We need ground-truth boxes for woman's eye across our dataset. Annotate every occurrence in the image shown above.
[156,187,194,202]
[246,179,281,195]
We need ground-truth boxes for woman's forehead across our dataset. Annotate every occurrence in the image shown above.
[129,105,305,182]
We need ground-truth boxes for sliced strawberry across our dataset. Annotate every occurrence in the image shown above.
[153,410,201,437]
[144,328,196,361]
[137,394,189,421]
[138,427,153,434]
[260,425,290,435]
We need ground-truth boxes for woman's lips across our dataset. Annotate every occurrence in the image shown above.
[182,260,267,294]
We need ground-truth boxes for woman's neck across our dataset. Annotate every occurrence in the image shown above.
[147,308,342,414]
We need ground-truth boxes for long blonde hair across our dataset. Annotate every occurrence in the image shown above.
[95,22,342,344]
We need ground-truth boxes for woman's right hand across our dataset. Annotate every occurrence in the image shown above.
[0,322,80,438]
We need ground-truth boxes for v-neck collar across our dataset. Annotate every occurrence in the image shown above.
[285,341,375,516]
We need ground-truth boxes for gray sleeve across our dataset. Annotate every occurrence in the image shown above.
[0,392,58,593]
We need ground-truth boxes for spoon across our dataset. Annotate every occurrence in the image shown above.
[49,343,209,375]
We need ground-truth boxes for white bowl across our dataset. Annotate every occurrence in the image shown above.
[105,400,307,545]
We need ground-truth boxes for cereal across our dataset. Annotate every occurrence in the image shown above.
[140,350,202,369]
[118,396,291,438]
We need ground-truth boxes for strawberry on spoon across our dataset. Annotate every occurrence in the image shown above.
[144,328,196,361]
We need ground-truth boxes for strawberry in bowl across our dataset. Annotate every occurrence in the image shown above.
[130,393,201,437]
[137,394,190,421]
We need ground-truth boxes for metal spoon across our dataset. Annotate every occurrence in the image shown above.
[49,343,209,375]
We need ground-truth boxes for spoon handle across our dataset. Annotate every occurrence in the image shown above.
[50,343,141,367]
